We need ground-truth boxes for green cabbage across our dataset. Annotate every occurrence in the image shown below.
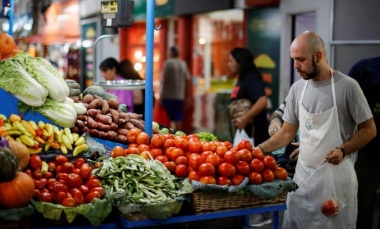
[16,53,69,102]
[0,58,48,107]
[35,98,77,128]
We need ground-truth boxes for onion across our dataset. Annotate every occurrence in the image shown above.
[0,136,10,148]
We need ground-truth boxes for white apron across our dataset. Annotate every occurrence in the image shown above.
[283,70,358,229]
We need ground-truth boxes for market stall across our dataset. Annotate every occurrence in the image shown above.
[0,1,296,228]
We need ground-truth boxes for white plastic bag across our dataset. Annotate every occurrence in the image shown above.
[304,161,346,218]
[233,129,254,146]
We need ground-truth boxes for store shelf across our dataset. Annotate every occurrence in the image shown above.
[119,203,287,229]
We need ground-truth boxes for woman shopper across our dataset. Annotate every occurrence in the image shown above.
[227,47,271,227]
[99,57,134,112]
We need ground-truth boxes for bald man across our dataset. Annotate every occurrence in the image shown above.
[254,31,376,228]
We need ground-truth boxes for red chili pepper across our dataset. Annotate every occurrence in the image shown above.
[0,120,4,127]
[36,128,42,137]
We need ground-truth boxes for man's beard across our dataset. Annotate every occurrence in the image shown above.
[299,58,319,80]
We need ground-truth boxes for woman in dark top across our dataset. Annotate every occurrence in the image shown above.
[228,47,269,145]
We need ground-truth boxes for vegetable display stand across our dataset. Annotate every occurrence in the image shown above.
[118,203,287,229]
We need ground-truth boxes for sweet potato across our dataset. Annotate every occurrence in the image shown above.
[96,114,112,124]
[97,122,111,132]
[108,109,119,123]
[88,98,102,109]
[82,94,94,104]
[116,135,128,143]
[128,118,145,130]
[108,98,119,109]
[117,128,129,136]
[86,116,98,129]
[106,131,118,141]
[77,114,88,121]
[87,109,101,118]
[109,122,118,131]
[75,120,85,129]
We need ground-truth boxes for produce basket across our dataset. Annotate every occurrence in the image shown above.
[191,190,287,213]
[0,216,31,229]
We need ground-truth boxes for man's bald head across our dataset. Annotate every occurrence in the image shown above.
[292,31,326,59]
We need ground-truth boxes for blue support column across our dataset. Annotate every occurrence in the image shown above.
[9,0,15,36]
[144,0,155,137]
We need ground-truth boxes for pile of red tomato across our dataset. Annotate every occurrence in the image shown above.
[25,155,105,207]
[111,130,288,186]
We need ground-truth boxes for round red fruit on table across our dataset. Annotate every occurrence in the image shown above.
[199,176,216,185]
[217,176,232,186]
[175,164,189,178]
[274,167,288,180]
[235,161,250,175]
[248,171,262,184]
[237,140,253,151]
[261,169,275,182]
[262,155,277,170]
[250,158,264,172]
[198,163,216,177]
[217,163,236,178]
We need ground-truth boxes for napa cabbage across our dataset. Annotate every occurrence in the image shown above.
[35,98,77,128]
[15,53,69,102]
[0,58,48,107]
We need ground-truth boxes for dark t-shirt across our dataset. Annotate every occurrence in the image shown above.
[348,56,380,160]
[230,71,269,145]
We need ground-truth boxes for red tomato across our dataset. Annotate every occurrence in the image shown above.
[274,167,288,180]
[54,191,67,204]
[34,178,47,189]
[32,169,43,180]
[29,155,42,170]
[47,161,56,173]
[55,165,64,174]
[163,138,175,149]
[55,155,69,165]
[84,191,101,204]
[150,148,164,158]
[205,154,221,167]
[232,174,245,186]
[199,176,216,185]
[74,158,85,169]
[62,162,74,174]
[139,151,150,160]
[250,159,264,172]
[188,139,202,154]
[237,140,253,151]
[34,189,41,200]
[175,164,189,178]
[198,163,216,176]
[223,150,239,164]
[170,148,185,161]
[248,171,262,184]
[72,168,80,175]
[202,142,216,152]
[136,132,150,145]
[187,134,200,141]
[90,187,106,198]
[53,183,69,193]
[261,169,275,182]
[71,188,84,205]
[215,145,228,158]
[252,148,264,160]
[56,173,69,183]
[188,171,201,181]
[111,146,125,158]
[164,161,176,173]
[85,179,102,190]
[263,156,277,170]
[79,163,93,180]
[200,151,213,163]
[237,149,253,162]
[174,137,189,150]
[175,156,188,166]
[128,143,138,148]
[217,163,236,178]
[216,176,232,186]
[67,173,83,189]
[125,147,140,155]
[40,191,54,203]
[235,161,250,175]
[222,141,233,150]
[188,154,203,170]
[62,197,77,207]
[25,169,32,177]
[43,171,54,179]
[155,155,169,164]
[150,134,165,148]
[321,199,339,218]
[127,128,142,143]
[137,144,151,153]
[79,185,90,195]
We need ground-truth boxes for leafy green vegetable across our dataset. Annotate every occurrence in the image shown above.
[0,57,48,107]
[35,98,77,128]
[16,53,69,102]
[197,131,218,142]
[93,154,190,207]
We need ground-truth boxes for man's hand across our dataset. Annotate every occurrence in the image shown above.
[289,142,300,160]
[268,118,282,136]
[324,148,344,165]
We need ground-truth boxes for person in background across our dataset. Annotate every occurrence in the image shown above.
[99,57,134,112]
[228,47,269,147]
[269,101,299,178]
[254,31,376,228]
[227,47,270,227]
[119,59,145,116]
[158,46,191,132]
[348,56,380,229]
